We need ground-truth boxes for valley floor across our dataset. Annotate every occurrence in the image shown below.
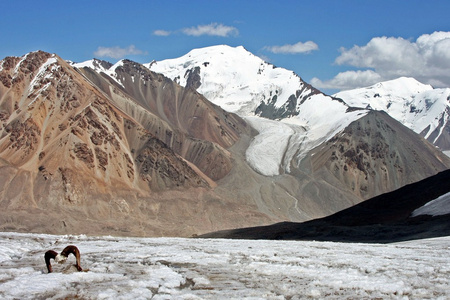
[0,232,449,299]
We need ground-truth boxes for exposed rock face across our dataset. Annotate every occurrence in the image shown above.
[301,111,450,200]
[135,137,208,189]
[254,82,323,119]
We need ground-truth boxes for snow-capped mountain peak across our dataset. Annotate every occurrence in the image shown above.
[335,77,450,151]
[335,77,433,109]
[146,44,314,116]
[371,77,433,94]
[71,58,113,73]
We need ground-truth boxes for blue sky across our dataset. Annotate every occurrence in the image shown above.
[2,0,450,93]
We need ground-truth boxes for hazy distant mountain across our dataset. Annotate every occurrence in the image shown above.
[0,49,449,237]
[335,77,450,154]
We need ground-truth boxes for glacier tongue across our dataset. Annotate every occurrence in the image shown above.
[245,101,367,176]
[244,117,299,176]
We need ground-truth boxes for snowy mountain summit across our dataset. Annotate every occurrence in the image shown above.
[147,45,319,117]
[335,77,450,152]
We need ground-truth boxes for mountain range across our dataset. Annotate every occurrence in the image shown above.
[0,45,449,237]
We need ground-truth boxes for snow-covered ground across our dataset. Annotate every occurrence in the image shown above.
[1,232,449,299]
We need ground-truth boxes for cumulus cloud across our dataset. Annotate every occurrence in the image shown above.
[335,36,424,77]
[153,30,171,36]
[324,31,450,90]
[94,45,146,59]
[181,23,239,37]
[264,41,319,54]
[311,70,382,91]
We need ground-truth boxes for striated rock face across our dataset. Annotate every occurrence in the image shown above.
[77,59,244,182]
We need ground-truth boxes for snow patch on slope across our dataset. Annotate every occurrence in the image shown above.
[72,59,124,87]
[27,57,58,99]
[13,53,30,76]
[72,60,108,73]
[412,192,450,217]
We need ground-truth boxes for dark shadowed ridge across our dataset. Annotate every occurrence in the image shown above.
[199,169,450,243]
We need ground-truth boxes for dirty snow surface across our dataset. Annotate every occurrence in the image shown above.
[1,232,449,299]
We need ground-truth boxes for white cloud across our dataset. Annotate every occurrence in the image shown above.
[335,36,424,77]
[329,31,450,89]
[264,41,319,54]
[94,45,146,59]
[311,70,382,91]
[153,30,171,36]
[181,23,238,37]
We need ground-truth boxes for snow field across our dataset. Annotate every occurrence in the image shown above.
[0,232,449,299]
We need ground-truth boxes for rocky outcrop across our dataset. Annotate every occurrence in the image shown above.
[135,136,208,189]
[255,82,324,120]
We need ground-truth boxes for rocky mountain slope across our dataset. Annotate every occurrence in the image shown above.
[0,51,269,236]
[0,49,449,237]
[200,169,450,243]
[335,77,450,153]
